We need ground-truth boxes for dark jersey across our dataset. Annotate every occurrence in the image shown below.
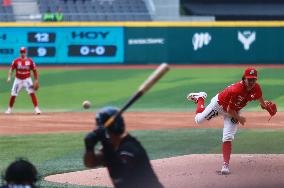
[102,134,163,188]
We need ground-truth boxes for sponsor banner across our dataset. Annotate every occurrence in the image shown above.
[0,27,124,64]
[2,26,284,64]
[125,27,284,64]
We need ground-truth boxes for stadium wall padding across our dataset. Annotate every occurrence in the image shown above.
[1,21,284,64]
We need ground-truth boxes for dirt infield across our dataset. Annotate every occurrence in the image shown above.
[1,111,284,188]
[1,111,284,135]
[45,154,284,188]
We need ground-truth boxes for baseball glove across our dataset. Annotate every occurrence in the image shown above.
[33,81,40,91]
[261,100,277,118]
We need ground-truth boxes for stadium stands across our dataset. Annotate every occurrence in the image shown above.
[2,0,284,22]
[38,0,152,21]
[181,0,284,20]
[0,0,15,22]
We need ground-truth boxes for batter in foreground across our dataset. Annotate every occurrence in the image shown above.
[83,106,163,188]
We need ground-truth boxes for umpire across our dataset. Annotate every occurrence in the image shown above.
[84,106,163,188]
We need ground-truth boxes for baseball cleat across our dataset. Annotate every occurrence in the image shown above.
[5,107,12,114]
[34,107,41,115]
[220,163,230,175]
[187,92,207,103]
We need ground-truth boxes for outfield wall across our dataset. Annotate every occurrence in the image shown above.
[1,21,284,64]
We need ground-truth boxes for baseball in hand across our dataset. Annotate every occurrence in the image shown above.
[82,100,91,109]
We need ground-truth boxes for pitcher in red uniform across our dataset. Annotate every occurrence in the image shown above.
[187,68,277,175]
[5,47,41,114]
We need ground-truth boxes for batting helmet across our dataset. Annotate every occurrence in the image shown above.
[96,106,125,135]
[3,158,38,185]
[20,47,27,54]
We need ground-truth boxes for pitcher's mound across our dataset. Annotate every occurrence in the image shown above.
[45,154,284,188]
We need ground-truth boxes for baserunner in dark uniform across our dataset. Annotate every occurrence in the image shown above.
[84,106,163,188]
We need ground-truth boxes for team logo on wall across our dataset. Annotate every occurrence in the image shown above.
[238,31,256,50]
[192,32,211,51]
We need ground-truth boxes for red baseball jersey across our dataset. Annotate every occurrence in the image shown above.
[218,81,262,112]
[11,57,36,79]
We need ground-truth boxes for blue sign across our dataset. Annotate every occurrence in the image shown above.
[0,27,124,64]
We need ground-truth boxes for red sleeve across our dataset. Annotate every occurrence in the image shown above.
[228,90,239,110]
[30,58,38,80]
[30,58,36,70]
[228,84,239,110]
[254,84,262,100]
[11,60,16,69]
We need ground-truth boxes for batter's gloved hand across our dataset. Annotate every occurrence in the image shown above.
[95,126,108,142]
[33,80,40,91]
[84,131,99,152]
[261,100,277,120]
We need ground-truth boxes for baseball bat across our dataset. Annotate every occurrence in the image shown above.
[104,63,170,128]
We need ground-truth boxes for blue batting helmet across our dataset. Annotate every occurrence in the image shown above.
[95,106,125,135]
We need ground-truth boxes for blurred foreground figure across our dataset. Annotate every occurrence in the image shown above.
[83,106,163,188]
[1,158,39,188]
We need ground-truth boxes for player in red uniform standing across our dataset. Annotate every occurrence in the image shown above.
[5,47,41,115]
[187,68,277,175]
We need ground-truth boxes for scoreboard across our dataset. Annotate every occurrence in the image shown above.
[0,27,124,64]
[27,32,56,43]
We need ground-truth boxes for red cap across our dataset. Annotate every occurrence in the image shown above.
[243,68,257,79]
[20,47,26,54]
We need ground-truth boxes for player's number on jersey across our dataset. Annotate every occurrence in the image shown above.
[34,33,49,42]
[205,109,218,120]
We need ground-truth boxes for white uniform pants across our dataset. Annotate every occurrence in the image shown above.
[195,94,238,142]
[11,77,35,96]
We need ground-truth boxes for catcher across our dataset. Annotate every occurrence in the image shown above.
[83,106,163,188]
[5,47,41,114]
[187,67,277,175]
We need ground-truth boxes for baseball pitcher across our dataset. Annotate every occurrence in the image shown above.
[5,47,41,114]
[187,68,277,175]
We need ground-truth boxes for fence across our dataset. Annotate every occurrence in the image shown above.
[0,21,284,64]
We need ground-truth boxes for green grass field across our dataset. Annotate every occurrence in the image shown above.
[1,129,284,188]
[0,67,283,111]
[0,67,284,188]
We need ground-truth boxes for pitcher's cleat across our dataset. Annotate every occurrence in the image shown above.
[5,107,12,114]
[187,92,207,103]
[217,163,230,175]
[34,107,41,115]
